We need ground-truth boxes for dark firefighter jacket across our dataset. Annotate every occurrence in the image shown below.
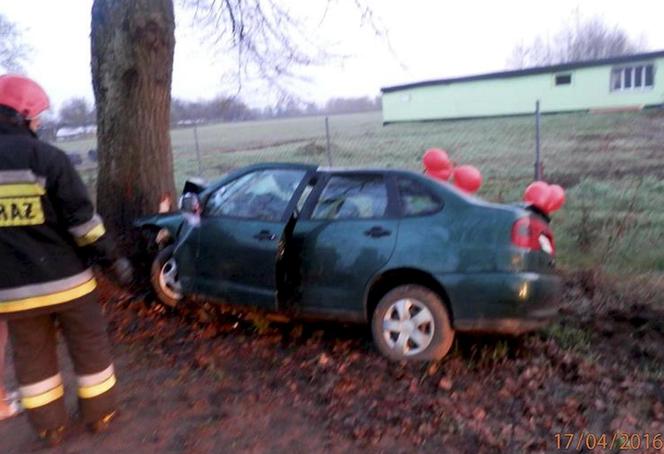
[0,121,117,317]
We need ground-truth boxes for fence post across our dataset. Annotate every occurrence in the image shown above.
[534,100,542,181]
[193,124,203,177]
[324,116,333,166]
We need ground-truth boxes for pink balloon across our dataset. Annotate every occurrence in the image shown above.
[524,181,551,211]
[453,165,482,193]
[426,167,453,181]
[423,148,450,172]
[546,184,566,213]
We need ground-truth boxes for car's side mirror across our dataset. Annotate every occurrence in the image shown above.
[179,192,201,215]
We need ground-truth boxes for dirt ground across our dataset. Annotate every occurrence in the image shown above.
[1,274,663,454]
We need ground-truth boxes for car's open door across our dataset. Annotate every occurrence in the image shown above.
[180,165,315,310]
[283,172,399,318]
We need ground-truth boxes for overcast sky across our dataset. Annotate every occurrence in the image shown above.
[2,0,664,111]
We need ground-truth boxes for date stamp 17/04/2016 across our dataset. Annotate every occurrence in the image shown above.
[554,432,664,451]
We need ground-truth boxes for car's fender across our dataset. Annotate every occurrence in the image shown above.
[134,212,186,245]
[363,266,453,323]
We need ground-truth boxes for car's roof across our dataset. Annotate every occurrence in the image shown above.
[240,162,318,171]
[201,162,520,214]
[238,162,423,178]
[317,166,416,174]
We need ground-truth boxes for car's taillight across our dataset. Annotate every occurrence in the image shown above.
[511,216,555,254]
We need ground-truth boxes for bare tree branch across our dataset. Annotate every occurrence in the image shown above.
[507,13,646,69]
[0,14,31,73]
[179,0,394,100]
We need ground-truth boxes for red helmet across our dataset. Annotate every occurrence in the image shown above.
[0,75,50,119]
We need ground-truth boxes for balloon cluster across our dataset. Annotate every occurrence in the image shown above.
[523,181,566,214]
[422,148,482,194]
[423,148,566,214]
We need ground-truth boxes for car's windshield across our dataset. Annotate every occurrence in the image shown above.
[206,169,306,221]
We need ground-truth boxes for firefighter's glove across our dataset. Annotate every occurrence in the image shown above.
[112,257,134,286]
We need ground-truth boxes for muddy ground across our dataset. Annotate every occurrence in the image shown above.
[1,273,663,453]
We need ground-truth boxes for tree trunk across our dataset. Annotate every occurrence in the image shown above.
[91,0,176,247]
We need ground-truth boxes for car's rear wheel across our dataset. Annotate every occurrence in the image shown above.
[371,285,454,361]
[150,245,183,307]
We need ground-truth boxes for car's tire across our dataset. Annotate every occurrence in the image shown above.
[150,245,183,307]
[371,285,455,361]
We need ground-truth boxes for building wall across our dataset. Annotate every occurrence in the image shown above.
[382,57,664,122]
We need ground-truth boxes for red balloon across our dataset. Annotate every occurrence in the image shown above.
[423,148,450,171]
[453,165,482,193]
[426,167,453,181]
[524,181,551,210]
[546,184,566,213]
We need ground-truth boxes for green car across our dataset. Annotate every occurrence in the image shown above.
[136,163,561,361]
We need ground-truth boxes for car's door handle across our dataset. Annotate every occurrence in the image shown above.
[253,230,277,241]
[364,226,391,238]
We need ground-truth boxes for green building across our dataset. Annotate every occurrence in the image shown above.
[381,50,664,123]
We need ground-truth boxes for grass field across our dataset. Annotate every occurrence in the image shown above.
[58,110,664,274]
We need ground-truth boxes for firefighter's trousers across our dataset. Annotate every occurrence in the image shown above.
[7,291,117,432]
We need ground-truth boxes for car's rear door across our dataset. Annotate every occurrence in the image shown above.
[191,166,311,309]
[290,172,399,316]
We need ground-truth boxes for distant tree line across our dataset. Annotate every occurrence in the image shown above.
[170,94,381,126]
[58,98,97,127]
[170,96,254,124]
[42,94,382,137]
[35,97,97,142]
[508,13,646,69]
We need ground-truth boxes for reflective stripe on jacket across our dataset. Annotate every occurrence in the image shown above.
[0,121,118,316]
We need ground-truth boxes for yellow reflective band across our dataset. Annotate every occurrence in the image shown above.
[0,196,45,227]
[78,374,116,399]
[0,183,46,197]
[21,384,64,409]
[75,223,106,247]
[0,278,97,313]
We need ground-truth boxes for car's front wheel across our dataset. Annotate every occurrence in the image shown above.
[371,285,454,361]
[150,245,183,307]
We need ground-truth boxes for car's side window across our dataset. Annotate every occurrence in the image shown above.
[312,175,388,220]
[205,169,306,221]
[397,178,442,216]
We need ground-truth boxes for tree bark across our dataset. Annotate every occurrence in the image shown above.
[91,0,176,246]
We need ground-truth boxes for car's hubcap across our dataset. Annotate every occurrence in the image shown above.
[382,298,435,356]
[159,257,182,300]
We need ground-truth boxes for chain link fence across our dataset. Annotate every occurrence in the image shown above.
[55,108,664,273]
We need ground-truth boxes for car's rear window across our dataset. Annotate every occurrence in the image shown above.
[397,178,442,216]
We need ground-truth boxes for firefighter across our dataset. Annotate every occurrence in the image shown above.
[0,74,132,444]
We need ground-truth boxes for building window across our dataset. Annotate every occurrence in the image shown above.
[554,74,572,85]
[611,63,655,91]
